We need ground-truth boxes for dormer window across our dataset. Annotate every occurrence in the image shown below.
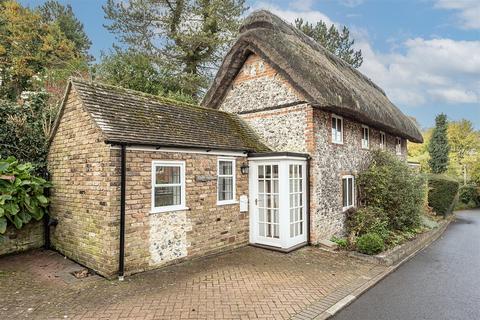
[331,114,343,144]
[361,125,369,149]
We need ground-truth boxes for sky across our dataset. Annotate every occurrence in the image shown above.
[21,0,480,130]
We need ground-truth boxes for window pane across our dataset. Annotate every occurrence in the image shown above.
[259,165,264,179]
[272,165,278,178]
[219,177,233,201]
[219,161,233,175]
[155,186,181,207]
[156,166,180,184]
[348,178,353,207]
[342,179,348,207]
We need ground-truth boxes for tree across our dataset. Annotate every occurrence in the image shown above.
[294,18,363,68]
[447,120,480,185]
[103,0,247,98]
[37,0,92,58]
[428,114,450,174]
[96,50,195,103]
[0,0,87,100]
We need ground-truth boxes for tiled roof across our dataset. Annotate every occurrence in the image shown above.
[61,78,269,152]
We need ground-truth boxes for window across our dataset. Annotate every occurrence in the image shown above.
[331,114,343,144]
[217,158,236,204]
[396,137,402,155]
[361,125,369,149]
[380,131,386,150]
[151,161,186,213]
[342,175,355,210]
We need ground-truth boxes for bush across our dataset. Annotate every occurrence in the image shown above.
[0,156,51,234]
[458,184,479,207]
[330,236,348,249]
[356,232,385,255]
[357,150,426,231]
[345,207,389,240]
[428,174,459,215]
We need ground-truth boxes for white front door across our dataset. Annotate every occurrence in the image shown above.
[249,159,307,250]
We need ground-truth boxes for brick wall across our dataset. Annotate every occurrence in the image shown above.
[0,221,44,256]
[109,149,249,275]
[47,88,118,277]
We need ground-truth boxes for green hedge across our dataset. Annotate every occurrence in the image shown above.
[428,174,459,215]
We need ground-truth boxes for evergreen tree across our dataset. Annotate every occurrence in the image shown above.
[103,0,247,99]
[428,114,450,174]
[294,18,363,68]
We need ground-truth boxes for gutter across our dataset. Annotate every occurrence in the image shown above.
[118,144,126,281]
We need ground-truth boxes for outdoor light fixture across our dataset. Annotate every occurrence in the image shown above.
[240,162,249,175]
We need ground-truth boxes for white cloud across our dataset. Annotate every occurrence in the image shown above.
[358,36,480,106]
[251,1,480,109]
[435,0,480,29]
[251,1,335,26]
[338,0,364,7]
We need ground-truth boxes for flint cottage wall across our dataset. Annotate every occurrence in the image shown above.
[218,53,408,243]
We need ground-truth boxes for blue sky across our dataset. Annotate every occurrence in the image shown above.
[21,0,480,130]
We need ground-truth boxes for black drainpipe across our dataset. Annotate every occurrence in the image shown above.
[306,156,311,245]
[118,144,126,281]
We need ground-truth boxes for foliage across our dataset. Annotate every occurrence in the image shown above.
[457,184,480,209]
[95,50,196,104]
[0,0,88,100]
[357,150,426,231]
[330,236,348,249]
[356,232,385,255]
[103,0,247,98]
[345,206,389,240]
[294,18,363,68]
[0,93,53,169]
[37,0,92,58]
[428,174,459,216]
[0,156,51,234]
[428,114,450,174]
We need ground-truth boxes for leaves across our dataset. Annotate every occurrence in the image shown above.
[0,156,50,234]
[428,114,450,174]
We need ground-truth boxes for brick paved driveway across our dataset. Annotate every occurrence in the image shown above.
[0,246,385,319]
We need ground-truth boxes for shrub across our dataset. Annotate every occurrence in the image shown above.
[357,150,426,231]
[356,232,385,255]
[330,236,348,249]
[428,174,459,215]
[0,156,51,234]
[345,206,389,240]
[457,184,480,208]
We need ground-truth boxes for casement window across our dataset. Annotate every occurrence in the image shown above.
[342,175,355,211]
[331,114,343,144]
[396,137,402,155]
[151,161,186,213]
[361,125,369,149]
[217,158,236,205]
[380,131,386,150]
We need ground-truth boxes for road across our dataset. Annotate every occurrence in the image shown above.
[332,209,480,320]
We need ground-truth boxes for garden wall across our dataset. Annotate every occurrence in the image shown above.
[0,220,44,256]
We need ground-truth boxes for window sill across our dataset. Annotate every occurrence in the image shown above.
[150,206,190,214]
[332,141,344,145]
[342,205,355,212]
[217,200,239,206]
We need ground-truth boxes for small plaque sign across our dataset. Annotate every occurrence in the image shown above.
[239,195,248,212]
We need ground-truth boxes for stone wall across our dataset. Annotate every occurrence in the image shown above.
[108,149,249,275]
[0,221,44,256]
[220,54,305,114]
[47,88,118,277]
[310,109,408,241]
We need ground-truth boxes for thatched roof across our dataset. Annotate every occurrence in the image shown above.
[50,78,269,152]
[202,10,423,143]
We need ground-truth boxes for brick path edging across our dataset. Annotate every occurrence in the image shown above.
[292,217,453,320]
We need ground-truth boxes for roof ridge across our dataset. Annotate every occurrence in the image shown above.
[69,77,203,108]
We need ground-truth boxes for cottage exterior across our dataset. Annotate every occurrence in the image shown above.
[47,10,422,278]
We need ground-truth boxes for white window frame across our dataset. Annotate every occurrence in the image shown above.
[380,131,386,150]
[361,125,370,149]
[342,175,355,211]
[331,114,344,144]
[151,160,187,213]
[396,137,402,155]
[217,158,237,205]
